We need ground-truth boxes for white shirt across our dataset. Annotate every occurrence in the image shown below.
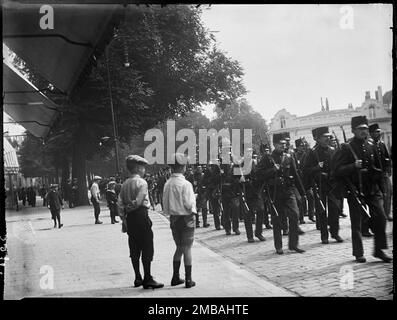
[163,173,197,216]
[90,182,100,200]
[118,174,150,217]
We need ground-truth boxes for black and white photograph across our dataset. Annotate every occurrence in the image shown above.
[1,0,393,307]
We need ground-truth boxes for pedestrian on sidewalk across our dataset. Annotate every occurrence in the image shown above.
[106,181,119,224]
[91,176,102,224]
[46,184,64,228]
[118,155,164,289]
[163,153,197,288]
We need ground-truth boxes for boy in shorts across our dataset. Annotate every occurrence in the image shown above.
[163,153,197,288]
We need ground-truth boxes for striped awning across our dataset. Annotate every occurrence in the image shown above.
[3,137,19,174]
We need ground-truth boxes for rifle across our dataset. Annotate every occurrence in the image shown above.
[239,177,251,214]
[332,130,341,149]
[340,125,347,144]
[340,126,370,218]
[262,183,279,217]
[312,183,326,213]
[311,144,326,214]
[290,151,306,196]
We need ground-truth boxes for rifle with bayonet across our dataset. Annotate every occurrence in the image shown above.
[262,183,279,217]
[339,126,371,218]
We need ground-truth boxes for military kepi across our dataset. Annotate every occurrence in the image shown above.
[351,115,368,129]
[312,126,331,139]
[273,132,289,144]
[369,123,381,133]
[295,138,303,148]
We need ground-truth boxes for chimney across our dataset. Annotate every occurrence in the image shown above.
[375,91,379,101]
[321,97,325,111]
[325,98,329,111]
[365,91,371,100]
[377,86,383,104]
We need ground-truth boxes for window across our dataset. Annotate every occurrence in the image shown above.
[280,116,286,129]
[369,105,376,119]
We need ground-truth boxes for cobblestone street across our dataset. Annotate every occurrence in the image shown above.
[4,199,393,299]
[190,199,393,299]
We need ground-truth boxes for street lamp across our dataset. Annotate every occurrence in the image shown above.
[104,35,130,176]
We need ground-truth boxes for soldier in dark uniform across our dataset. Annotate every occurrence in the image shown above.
[239,158,266,243]
[256,133,305,254]
[259,144,273,229]
[184,167,198,226]
[369,123,392,222]
[221,163,241,236]
[303,126,343,244]
[194,166,210,228]
[157,169,167,210]
[284,138,306,236]
[294,138,308,224]
[331,116,391,263]
[203,160,222,231]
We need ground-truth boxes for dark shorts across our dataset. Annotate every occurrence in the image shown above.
[170,215,195,247]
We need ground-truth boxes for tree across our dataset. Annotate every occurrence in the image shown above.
[18,133,55,179]
[211,98,269,155]
[43,5,246,205]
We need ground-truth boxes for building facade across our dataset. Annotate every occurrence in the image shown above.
[268,86,392,150]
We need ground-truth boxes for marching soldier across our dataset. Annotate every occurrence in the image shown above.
[285,140,306,236]
[239,159,266,243]
[194,166,210,228]
[369,124,392,222]
[303,126,343,244]
[185,166,198,226]
[259,144,272,229]
[203,160,222,231]
[256,132,305,254]
[294,138,309,224]
[220,162,241,236]
[332,116,391,263]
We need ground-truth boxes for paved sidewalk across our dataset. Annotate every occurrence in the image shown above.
[4,204,292,299]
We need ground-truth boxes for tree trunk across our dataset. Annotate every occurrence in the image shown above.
[55,165,59,184]
[72,124,90,206]
[61,156,70,188]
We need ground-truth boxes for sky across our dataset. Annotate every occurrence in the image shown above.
[4,4,393,136]
[200,4,393,123]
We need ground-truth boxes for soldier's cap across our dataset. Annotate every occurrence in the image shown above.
[351,116,368,129]
[369,123,381,133]
[109,177,116,181]
[273,132,289,144]
[295,138,303,148]
[312,126,332,139]
[108,181,116,186]
[50,184,58,188]
[93,175,102,180]
[126,155,148,165]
